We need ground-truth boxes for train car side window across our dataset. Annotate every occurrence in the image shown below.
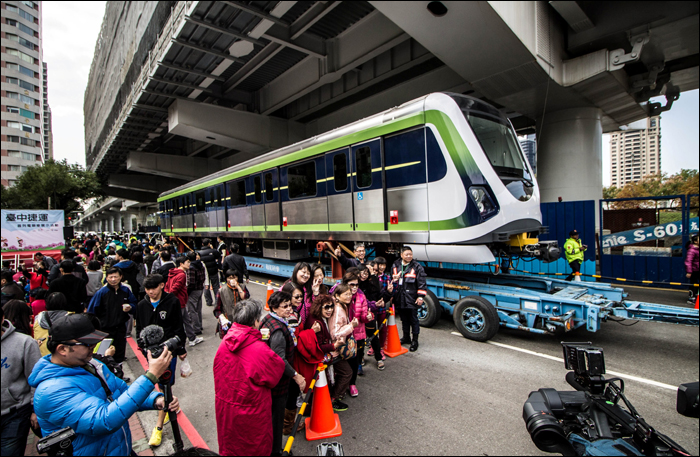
[355,147,372,188]
[264,172,273,201]
[333,154,348,192]
[254,176,262,203]
[229,180,246,207]
[384,128,426,188]
[196,191,206,212]
[288,161,317,199]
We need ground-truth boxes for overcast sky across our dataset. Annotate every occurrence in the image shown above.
[42,2,699,187]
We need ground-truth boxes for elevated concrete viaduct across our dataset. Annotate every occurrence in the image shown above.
[76,1,698,230]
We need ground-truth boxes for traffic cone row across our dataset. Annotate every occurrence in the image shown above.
[265,280,273,311]
[383,306,408,358]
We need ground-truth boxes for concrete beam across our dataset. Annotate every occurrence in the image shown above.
[168,99,305,154]
[107,174,188,193]
[100,185,160,203]
[306,65,469,136]
[127,151,222,181]
[258,11,409,114]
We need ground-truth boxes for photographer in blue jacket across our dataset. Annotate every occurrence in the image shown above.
[28,313,179,456]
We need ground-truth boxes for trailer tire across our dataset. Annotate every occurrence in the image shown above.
[452,296,499,342]
[418,291,441,328]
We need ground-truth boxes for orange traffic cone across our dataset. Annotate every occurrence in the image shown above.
[265,280,273,311]
[383,306,408,358]
[305,367,342,441]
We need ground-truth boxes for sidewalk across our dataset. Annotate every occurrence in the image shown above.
[23,359,154,457]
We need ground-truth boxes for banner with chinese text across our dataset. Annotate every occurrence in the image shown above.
[1,210,65,252]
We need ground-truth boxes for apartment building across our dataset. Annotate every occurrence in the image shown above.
[1,0,49,187]
[610,116,661,188]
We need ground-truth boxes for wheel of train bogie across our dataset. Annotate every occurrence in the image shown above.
[418,290,441,328]
[452,296,499,342]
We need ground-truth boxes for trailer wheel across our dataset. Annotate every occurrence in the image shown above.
[418,291,441,328]
[452,296,499,342]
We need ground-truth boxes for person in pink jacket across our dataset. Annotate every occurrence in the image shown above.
[329,284,359,412]
[342,271,373,398]
[214,298,285,456]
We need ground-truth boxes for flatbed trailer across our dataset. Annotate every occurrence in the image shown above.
[243,256,699,342]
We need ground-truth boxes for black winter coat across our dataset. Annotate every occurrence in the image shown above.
[134,292,187,356]
[48,274,88,312]
[197,247,221,275]
[222,253,249,282]
[390,259,427,310]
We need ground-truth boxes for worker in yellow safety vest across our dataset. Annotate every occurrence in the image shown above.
[564,230,587,281]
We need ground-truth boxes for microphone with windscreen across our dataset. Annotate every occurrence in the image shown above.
[137,324,181,358]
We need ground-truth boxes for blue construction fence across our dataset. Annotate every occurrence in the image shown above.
[599,194,698,288]
[425,200,596,281]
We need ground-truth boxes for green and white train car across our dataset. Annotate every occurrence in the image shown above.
[158,93,557,264]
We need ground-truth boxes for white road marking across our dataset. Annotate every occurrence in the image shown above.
[450,332,677,391]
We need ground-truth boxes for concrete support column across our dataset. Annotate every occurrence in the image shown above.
[536,107,603,219]
[124,213,134,233]
[109,215,115,234]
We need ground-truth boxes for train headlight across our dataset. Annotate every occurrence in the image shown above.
[469,186,497,219]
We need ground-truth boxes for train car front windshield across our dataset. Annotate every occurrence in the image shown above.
[448,94,534,201]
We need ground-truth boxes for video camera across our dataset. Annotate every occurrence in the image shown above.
[36,427,76,456]
[136,324,185,453]
[136,325,182,358]
[523,342,696,456]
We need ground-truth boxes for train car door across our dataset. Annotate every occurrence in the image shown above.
[226,178,252,232]
[194,190,207,231]
[247,174,266,232]
[185,192,195,231]
[173,194,190,232]
[280,157,328,232]
[207,184,226,231]
[326,148,353,232]
[351,139,384,231]
[263,169,280,232]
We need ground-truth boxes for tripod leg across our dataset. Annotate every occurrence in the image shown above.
[159,382,185,452]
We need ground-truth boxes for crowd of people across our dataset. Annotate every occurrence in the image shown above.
[1,232,428,456]
[213,243,427,455]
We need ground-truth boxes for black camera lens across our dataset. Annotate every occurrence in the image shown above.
[164,336,182,352]
[526,414,571,453]
[523,392,575,456]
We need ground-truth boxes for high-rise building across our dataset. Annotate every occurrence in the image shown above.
[42,61,52,161]
[609,116,661,188]
[1,1,47,187]
[519,133,537,175]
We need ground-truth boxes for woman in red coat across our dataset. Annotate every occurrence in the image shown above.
[214,298,285,456]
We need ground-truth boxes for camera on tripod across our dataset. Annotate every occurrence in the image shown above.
[136,330,182,358]
[523,342,695,456]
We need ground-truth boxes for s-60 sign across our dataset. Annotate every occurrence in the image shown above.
[602,217,699,248]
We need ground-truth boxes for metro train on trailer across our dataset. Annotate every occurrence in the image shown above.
[158,93,559,264]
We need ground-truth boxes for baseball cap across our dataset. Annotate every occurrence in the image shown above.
[49,314,108,345]
[569,230,579,236]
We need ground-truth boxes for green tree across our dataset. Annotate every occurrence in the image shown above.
[603,186,620,199]
[1,159,103,220]
[608,169,698,209]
